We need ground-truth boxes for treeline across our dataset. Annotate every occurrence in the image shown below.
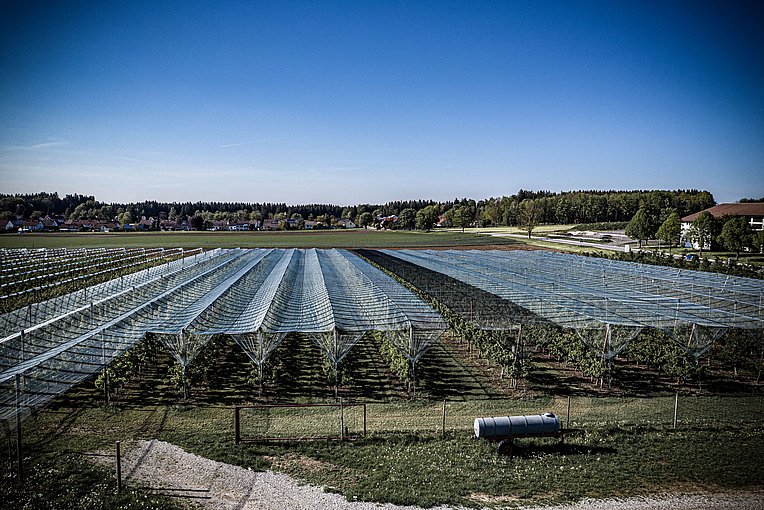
[0,189,715,228]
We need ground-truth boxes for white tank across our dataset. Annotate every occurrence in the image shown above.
[474,412,560,439]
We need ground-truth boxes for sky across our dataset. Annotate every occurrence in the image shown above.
[1,0,763,205]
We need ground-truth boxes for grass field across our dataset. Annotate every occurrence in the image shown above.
[7,393,763,509]
[4,331,763,509]
[0,229,520,249]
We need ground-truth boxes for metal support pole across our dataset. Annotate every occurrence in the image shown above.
[116,441,122,492]
[235,407,241,444]
[6,429,13,481]
[673,393,679,429]
[15,374,22,483]
[363,404,367,438]
[566,396,571,429]
[104,369,109,405]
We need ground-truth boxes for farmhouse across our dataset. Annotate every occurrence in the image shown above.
[336,217,356,228]
[681,202,764,248]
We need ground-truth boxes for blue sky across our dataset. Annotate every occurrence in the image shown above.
[1,0,762,205]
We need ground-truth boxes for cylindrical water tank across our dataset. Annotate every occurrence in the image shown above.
[474,412,560,439]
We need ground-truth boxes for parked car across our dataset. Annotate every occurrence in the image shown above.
[684,254,698,262]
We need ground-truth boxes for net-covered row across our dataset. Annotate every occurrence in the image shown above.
[0,248,209,339]
[379,249,764,358]
[0,248,445,424]
[0,247,191,302]
[0,249,249,422]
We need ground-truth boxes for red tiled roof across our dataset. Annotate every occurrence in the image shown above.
[681,203,764,222]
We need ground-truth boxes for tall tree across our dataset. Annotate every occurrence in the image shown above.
[518,199,543,239]
[752,230,764,254]
[358,211,373,229]
[415,206,437,231]
[718,216,753,260]
[655,211,681,251]
[625,207,656,248]
[451,205,474,233]
[397,208,416,230]
[687,211,715,256]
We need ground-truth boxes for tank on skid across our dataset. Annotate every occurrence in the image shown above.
[474,412,561,440]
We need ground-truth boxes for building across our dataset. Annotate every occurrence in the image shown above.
[336,217,356,229]
[681,202,764,248]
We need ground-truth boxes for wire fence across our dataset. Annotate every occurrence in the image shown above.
[234,394,764,441]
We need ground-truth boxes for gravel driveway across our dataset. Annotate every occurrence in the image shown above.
[115,440,763,510]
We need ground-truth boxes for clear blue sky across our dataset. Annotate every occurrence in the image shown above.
[1,0,762,205]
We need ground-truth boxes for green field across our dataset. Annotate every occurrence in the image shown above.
[4,330,763,509]
[6,394,762,509]
[0,229,519,249]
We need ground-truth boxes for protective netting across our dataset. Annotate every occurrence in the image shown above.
[379,249,764,357]
[0,248,445,423]
[576,324,644,361]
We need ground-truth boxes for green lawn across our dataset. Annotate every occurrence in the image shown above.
[0,229,520,249]
[5,330,763,509]
[7,395,763,509]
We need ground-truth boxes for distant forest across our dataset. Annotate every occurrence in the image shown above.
[0,189,717,228]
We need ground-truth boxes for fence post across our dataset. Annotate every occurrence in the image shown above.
[673,393,679,429]
[340,398,345,440]
[566,396,571,429]
[363,404,367,437]
[235,407,241,444]
[442,399,447,437]
[116,441,122,492]
[15,374,22,483]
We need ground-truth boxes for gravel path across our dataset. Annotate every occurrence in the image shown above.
[116,440,764,510]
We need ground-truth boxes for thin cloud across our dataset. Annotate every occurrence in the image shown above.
[27,141,68,149]
[219,137,284,148]
[0,141,69,151]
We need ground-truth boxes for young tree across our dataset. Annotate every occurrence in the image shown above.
[518,199,543,239]
[688,211,715,256]
[656,211,681,251]
[718,216,753,260]
[625,207,656,248]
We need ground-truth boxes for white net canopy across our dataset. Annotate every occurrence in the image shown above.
[0,248,445,423]
[380,249,764,358]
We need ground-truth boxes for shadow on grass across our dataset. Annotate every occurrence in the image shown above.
[501,441,617,458]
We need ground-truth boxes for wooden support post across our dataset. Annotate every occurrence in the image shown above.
[566,396,571,429]
[339,398,345,440]
[442,399,447,437]
[673,393,679,429]
[116,441,122,492]
[235,407,241,444]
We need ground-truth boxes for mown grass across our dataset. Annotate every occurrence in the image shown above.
[7,395,763,509]
[7,331,761,508]
[0,230,519,250]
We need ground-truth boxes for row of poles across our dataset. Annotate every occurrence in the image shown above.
[5,393,684,490]
[232,394,683,444]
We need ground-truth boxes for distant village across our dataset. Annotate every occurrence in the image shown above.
[0,214,396,233]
